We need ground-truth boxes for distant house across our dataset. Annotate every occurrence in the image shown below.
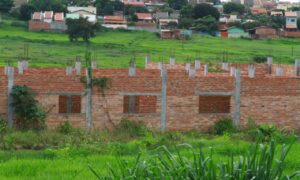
[43,11,53,23]
[122,0,146,6]
[160,29,181,39]
[29,12,67,32]
[54,12,65,22]
[144,0,165,12]
[285,11,298,31]
[159,19,178,29]
[227,27,249,38]
[136,13,153,23]
[248,26,278,39]
[251,7,267,15]
[270,11,283,16]
[103,16,127,29]
[154,12,169,20]
[32,12,42,21]
[219,15,241,24]
[67,6,97,23]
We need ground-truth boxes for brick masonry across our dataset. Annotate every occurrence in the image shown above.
[0,63,299,131]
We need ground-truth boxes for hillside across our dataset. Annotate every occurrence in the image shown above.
[0,19,300,67]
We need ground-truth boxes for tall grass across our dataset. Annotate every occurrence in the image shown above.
[94,140,300,179]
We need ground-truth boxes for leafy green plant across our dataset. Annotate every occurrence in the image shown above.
[113,119,149,139]
[57,121,73,134]
[0,119,7,148]
[94,140,300,179]
[213,117,236,135]
[11,85,46,130]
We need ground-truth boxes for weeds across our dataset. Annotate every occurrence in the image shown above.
[99,140,300,179]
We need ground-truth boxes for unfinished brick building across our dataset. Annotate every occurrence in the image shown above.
[0,57,300,131]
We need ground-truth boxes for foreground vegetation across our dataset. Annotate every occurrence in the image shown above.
[1,17,300,67]
[0,119,299,179]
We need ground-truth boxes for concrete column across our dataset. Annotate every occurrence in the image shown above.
[275,66,283,76]
[66,66,72,76]
[158,62,162,70]
[7,67,14,128]
[22,60,28,70]
[160,68,167,132]
[18,61,24,74]
[204,64,208,76]
[267,57,273,74]
[85,68,92,132]
[248,65,255,78]
[195,60,201,70]
[4,66,8,75]
[169,56,175,65]
[91,61,97,69]
[185,63,191,73]
[75,60,81,75]
[189,68,195,77]
[145,55,150,69]
[129,63,136,76]
[230,67,236,76]
[295,59,300,76]
[222,62,229,71]
[234,70,241,127]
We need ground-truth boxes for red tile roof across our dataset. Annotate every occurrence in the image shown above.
[123,0,145,6]
[136,13,152,20]
[285,12,297,17]
[104,16,127,24]
[32,12,42,20]
[54,12,64,21]
[44,11,53,19]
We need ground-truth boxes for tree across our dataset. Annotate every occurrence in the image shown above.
[29,0,67,12]
[66,18,98,42]
[179,18,194,28]
[180,5,193,18]
[19,4,36,21]
[102,2,114,15]
[168,0,187,10]
[193,16,218,35]
[11,85,46,130]
[193,3,220,20]
[0,0,14,13]
[223,2,245,15]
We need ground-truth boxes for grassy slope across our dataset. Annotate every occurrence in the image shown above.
[0,136,299,179]
[1,21,300,67]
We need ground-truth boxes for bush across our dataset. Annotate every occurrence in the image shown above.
[0,119,7,148]
[253,56,267,63]
[11,85,46,130]
[113,119,149,139]
[213,117,236,135]
[247,123,295,143]
[10,21,27,28]
[57,121,73,134]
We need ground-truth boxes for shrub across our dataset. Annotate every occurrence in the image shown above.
[0,119,7,148]
[10,21,27,28]
[11,85,46,130]
[113,119,148,139]
[253,55,267,63]
[57,121,73,134]
[213,117,236,135]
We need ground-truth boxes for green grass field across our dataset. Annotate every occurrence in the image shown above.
[0,133,300,179]
[1,18,300,67]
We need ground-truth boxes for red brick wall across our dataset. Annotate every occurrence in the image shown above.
[29,21,51,32]
[0,67,299,131]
